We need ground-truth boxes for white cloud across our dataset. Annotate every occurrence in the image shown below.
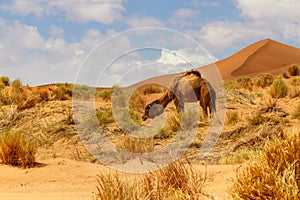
[127,15,165,28]
[157,47,217,66]
[236,0,300,21]
[185,0,300,57]
[0,0,125,24]
[0,21,115,85]
[174,9,196,19]
[0,0,44,16]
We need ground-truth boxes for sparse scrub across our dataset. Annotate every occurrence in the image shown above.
[143,85,164,95]
[219,149,256,164]
[254,73,274,88]
[96,88,113,101]
[269,77,288,98]
[288,64,300,76]
[96,159,206,199]
[73,84,93,100]
[288,87,300,98]
[58,83,73,97]
[96,108,114,124]
[11,79,22,88]
[237,77,253,90]
[290,77,300,86]
[120,135,154,153]
[292,103,300,119]
[230,131,300,199]
[0,130,37,168]
[0,88,26,106]
[282,72,289,79]
[0,76,10,86]
[226,110,239,125]
[160,115,180,134]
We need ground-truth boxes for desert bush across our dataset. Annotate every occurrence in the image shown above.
[0,76,10,86]
[0,130,37,168]
[288,64,300,76]
[292,103,300,119]
[72,84,93,100]
[96,108,114,124]
[225,110,239,125]
[290,77,300,86]
[0,88,26,106]
[254,73,274,88]
[230,131,300,199]
[237,77,253,90]
[282,72,290,79]
[269,77,288,98]
[120,135,154,153]
[143,85,164,95]
[96,159,206,199]
[160,115,180,135]
[288,87,300,98]
[96,88,113,101]
[143,159,206,199]
[58,83,73,97]
[11,79,22,88]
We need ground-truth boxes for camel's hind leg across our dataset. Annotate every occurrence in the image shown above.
[199,100,208,118]
[174,95,184,115]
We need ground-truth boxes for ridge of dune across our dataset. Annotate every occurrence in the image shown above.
[129,38,300,88]
[216,39,300,79]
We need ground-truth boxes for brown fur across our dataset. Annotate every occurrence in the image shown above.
[142,69,216,121]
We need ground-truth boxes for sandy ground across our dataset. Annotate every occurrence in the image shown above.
[0,157,237,200]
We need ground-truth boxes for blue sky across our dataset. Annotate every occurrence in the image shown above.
[0,0,300,86]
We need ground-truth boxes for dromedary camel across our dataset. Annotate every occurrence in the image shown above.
[142,69,216,121]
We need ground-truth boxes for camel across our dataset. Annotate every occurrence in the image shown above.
[142,69,216,121]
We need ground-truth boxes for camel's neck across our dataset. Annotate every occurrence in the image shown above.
[158,92,172,108]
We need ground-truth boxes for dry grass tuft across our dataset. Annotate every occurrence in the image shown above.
[0,130,37,168]
[142,85,164,95]
[292,103,300,119]
[254,73,274,88]
[219,149,256,164]
[96,159,206,199]
[225,110,239,125]
[230,131,300,199]
[237,77,253,90]
[288,64,300,76]
[120,136,154,153]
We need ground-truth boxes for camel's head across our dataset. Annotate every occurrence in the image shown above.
[142,102,164,121]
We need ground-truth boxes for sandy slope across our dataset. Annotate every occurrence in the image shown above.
[0,157,237,200]
[131,39,300,88]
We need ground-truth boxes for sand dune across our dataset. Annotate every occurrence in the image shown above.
[131,39,300,88]
[217,39,300,80]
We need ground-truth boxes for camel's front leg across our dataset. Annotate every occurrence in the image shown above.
[174,95,184,115]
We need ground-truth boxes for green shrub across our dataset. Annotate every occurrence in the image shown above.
[0,130,37,168]
[11,79,22,87]
[288,64,300,76]
[270,77,288,98]
[219,149,256,164]
[0,76,10,86]
[96,108,114,124]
